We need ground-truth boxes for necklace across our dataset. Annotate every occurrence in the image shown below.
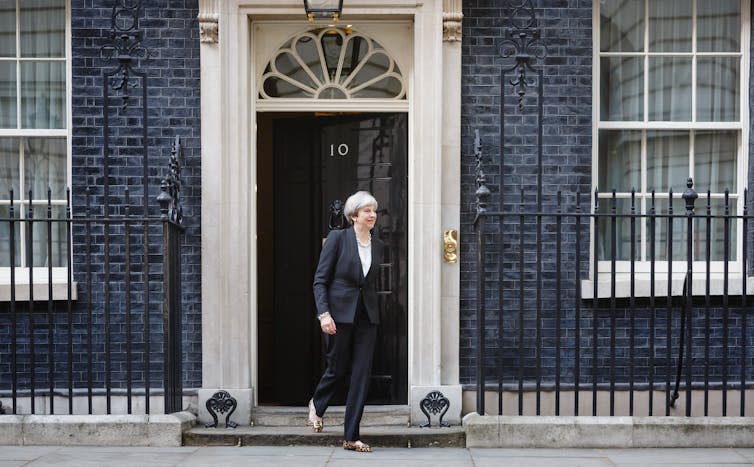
[357,232,372,247]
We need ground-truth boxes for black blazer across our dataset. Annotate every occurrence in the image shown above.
[313,227,383,324]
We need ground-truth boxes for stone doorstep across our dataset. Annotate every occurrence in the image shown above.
[0,411,196,447]
[183,425,466,448]
[251,404,410,427]
[188,404,464,448]
[463,414,754,448]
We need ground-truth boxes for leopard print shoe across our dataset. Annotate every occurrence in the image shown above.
[343,440,372,453]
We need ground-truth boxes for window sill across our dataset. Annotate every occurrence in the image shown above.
[0,282,78,302]
[581,275,754,300]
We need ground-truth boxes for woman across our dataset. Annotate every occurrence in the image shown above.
[308,191,383,453]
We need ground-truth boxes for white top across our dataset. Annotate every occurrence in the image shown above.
[357,236,372,277]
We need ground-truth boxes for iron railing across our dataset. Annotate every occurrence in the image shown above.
[0,138,185,416]
[473,156,753,417]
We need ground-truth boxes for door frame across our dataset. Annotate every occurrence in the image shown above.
[197,0,462,426]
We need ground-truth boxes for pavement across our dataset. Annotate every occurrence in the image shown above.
[2,446,754,466]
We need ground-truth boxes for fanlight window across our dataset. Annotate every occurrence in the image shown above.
[260,28,406,100]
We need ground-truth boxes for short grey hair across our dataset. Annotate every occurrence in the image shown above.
[344,191,378,224]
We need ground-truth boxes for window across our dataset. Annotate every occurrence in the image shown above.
[0,0,68,271]
[596,0,747,268]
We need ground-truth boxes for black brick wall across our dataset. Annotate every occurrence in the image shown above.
[0,0,201,395]
[0,0,201,396]
[69,0,202,389]
[460,0,754,391]
[461,0,594,385]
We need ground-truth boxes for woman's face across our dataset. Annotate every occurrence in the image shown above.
[351,204,377,230]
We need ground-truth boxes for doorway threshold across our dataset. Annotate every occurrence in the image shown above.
[251,404,409,427]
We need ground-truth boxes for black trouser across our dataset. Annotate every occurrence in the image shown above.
[311,299,377,441]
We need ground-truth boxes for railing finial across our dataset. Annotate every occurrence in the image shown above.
[157,136,184,225]
[474,129,491,219]
[682,177,698,216]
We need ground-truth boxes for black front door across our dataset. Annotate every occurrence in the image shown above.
[257,112,408,406]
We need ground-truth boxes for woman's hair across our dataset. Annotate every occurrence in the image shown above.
[343,191,378,224]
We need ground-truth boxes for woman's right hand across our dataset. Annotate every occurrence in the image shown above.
[320,315,337,335]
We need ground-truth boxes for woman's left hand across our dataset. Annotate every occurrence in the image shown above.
[320,315,337,335]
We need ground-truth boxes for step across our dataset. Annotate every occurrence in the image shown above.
[250,405,409,427]
[183,425,466,448]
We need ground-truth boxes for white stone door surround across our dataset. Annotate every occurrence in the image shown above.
[197,0,462,426]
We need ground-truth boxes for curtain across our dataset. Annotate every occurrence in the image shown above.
[20,0,65,58]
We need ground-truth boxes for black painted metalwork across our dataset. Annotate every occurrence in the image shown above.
[66,188,74,415]
[648,191,657,416]
[722,189,730,416]
[419,391,450,428]
[573,192,581,416]
[610,191,617,416]
[159,137,186,414]
[1,137,186,415]
[102,1,150,110]
[742,190,750,416]
[205,391,239,429]
[125,188,133,414]
[9,193,16,415]
[666,189,674,416]
[158,136,185,225]
[496,0,548,416]
[704,191,712,416]
[27,193,35,414]
[104,197,112,414]
[517,189,524,416]
[85,189,93,414]
[473,130,490,219]
[46,189,54,414]
[101,0,151,219]
[473,129,489,416]
[555,191,562,415]
[471,170,754,416]
[592,190,599,416]
[629,191,637,416]
[497,0,547,110]
[328,199,347,230]
[670,179,698,413]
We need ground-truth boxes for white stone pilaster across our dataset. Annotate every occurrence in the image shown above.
[407,0,464,427]
[198,0,254,425]
[441,0,462,388]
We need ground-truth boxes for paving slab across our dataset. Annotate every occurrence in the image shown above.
[328,460,470,467]
[178,455,333,467]
[469,448,608,458]
[23,448,194,467]
[600,447,751,464]
[329,447,472,461]
[609,464,752,467]
[733,448,754,461]
[192,445,333,456]
[472,458,613,467]
[0,446,58,461]
[3,446,754,466]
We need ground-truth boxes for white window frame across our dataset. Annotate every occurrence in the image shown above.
[589,0,752,298]
[0,0,73,299]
